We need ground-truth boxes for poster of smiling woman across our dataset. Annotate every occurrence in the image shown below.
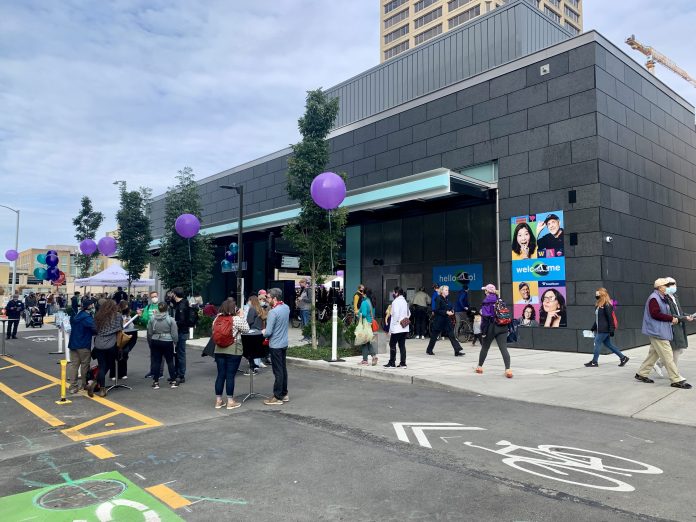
[511,211,566,328]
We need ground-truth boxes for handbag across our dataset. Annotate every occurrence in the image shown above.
[371,319,380,332]
[399,317,410,328]
[116,330,132,350]
[354,318,373,346]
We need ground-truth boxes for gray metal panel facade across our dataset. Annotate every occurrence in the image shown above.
[325,0,572,129]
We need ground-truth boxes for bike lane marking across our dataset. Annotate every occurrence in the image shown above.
[145,484,192,510]
[0,355,162,442]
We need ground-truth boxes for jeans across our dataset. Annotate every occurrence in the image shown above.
[110,331,137,379]
[361,342,376,361]
[592,332,624,362]
[175,331,187,378]
[478,323,511,369]
[68,348,91,389]
[388,332,407,365]
[6,319,19,338]
[94,346,117,388]
[150,339,176,383]
[214,354,242,397]
[269,348,288,400]
[300,309,310,329]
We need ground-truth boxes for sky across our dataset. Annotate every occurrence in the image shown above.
[1,0,695,254]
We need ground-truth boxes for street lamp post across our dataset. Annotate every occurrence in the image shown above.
[0,205,20,296]
[220,185,244,307]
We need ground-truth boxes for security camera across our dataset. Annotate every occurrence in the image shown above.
[605,236,613,243]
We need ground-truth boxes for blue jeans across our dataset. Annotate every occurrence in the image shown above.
[593,333,624,362]
[175,332,187,378]
[300,309,310,329]
[214,354,242,397]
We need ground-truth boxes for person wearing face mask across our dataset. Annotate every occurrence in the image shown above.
[5,294,24,340]
[385,287,410,368]
[137,291,162,380]
[476,284,512,378]
[653,277,693,377]
[425,285,465,357]
[584,288,629,368]
[635,278,692,389]
[67,302,97,393]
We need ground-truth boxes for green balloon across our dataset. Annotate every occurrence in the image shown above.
[37,253,47,264]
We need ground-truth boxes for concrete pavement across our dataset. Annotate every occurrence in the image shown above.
[192,326,696,429]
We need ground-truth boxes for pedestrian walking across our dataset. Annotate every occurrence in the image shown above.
[146,302,179,390]
[385,287,409,368]
[584,288,629,367]
[263,288,290,405]
[411,287,430,339]
[454,285,470,341]
[212,299,249,409]
[425,285,465,357]
[296,279,312,343]
[67,302,96,394]
[635,278,692,389]
[476,284,512,378]
[87,300,122,397]
[653,277,692,377]
[5,294,23,339]
[357,288,378,366]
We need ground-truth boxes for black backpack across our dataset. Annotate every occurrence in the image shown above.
[187,306,199,328]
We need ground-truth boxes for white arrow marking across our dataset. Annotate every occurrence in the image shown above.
[393,422,486,449]
[440,436,464,443]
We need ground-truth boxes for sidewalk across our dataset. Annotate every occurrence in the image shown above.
[185,328,696,428]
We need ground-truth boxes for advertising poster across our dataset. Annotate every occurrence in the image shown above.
[511,211,566,328]
[432,264,484,291]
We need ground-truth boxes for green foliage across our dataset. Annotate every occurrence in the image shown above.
[194,312,212,338]
[157,167,215,295]
[72,196,104,277]
[116,183,152,292]
[301,319,356,346]
[283,89,347,349]
[287,345,361,360]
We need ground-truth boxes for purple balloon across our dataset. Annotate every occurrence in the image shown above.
[175,213,201,239]
[310,172,346,210]
[98,236,117,256]
[4,249,18,261]
[80,239,97,255]
[45,254,59,267]
[46,266,60,281]
[47,250,58,256]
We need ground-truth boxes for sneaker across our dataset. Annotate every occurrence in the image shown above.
[86,381,96,397]
[653,365,664,378]
[397,363,407,368]
[475,366,483,374]
[635,374,654,384]
[505,369,513,379]
[122,375,128,380]
[69,386,79,395]
[454,350,465,357]
[264,397,284,405]
[371,357,379,366]
[226,400,241,410]
[383,363,396,368]
[152,381,160,390]
[110,377,116,381]
[215,398,224,409]
[281,395,289,402]
[359,360,369,365]
[170,380,178,389]
[584,361,598,367]
[670,380,692,389]
[98,388,107,397]
[144,373,153,379]
[257,362,267,368]
[178,377,185,383]
[619,356,629,367]
[244,369,259,376]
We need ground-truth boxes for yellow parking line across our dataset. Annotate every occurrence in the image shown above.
[85,444,117,459]
[146,484,192,509]
[2,356,58,382]
[21,382,60,396]
[0,381,65,427]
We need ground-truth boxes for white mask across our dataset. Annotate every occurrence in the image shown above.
[151,297,159,304]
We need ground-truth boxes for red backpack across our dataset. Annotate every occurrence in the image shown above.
[212,315,235,347]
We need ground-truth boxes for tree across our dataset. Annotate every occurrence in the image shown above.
[72,196,104,277]
[157,167,214,295]
[283,89,346,349]
[115,182,153,294]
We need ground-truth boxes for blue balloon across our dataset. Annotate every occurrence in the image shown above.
[47,250,58,256]
[229,242,238,254]
[221,260,232,270]
[45,254,59,267]
[34,267,47,280]
[47,266,60,281]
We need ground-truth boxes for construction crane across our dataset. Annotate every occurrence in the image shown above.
[626,34,696,88]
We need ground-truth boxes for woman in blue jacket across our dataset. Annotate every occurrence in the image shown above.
[67,302,96,393]
[358,289,378,366]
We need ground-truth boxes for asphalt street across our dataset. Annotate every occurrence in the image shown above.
[0,331,694,521]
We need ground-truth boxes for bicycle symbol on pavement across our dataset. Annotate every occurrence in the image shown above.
[463,440,663,492]
[25,335,56,343]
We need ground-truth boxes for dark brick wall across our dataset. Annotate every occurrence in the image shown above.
[149,40,696,351]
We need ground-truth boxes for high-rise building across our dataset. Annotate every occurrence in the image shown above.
[380,0,582,62]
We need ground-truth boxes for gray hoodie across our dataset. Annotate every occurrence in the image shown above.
[147,312,178,343]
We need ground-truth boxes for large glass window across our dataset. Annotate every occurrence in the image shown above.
[414,0,438,13]
[384,24,409,44]
[448,5,480,29]
[414,23,442,45]
[384,40,409,60]
[564,6,579,23]
[384,8,409,29]
[447,0,472,12]
[544,6,561,23]
[414,6,442,28]
[384,0,408,14]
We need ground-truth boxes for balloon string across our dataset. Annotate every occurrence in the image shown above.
[188,238,194,296]
[329,210,334,274]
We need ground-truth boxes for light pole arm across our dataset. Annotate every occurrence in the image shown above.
[0,205,20,296]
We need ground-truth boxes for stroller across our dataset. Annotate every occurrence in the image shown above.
[25,306,43,328]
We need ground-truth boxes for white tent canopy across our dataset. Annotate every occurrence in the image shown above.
[74,264,155,288]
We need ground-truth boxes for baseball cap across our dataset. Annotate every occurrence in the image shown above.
[258,289,267,295]
[518,282,529,290]
[654,277,670,288]
[665,277,676,284]
[482,283,497,293]
[544,213,560,223]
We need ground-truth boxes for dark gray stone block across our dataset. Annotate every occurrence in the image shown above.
[569,89,597,117]
[387,162,413,180]
[375,114,400,137]
[549,114,597,145]
[413,155,442,173]
[375,149,400,170]
[498,152,529,178]
[532,328,578,352]
[399,105,427,129]
[473,137,508,164]
[473,96,508,124]
[388,128,413,150]
[354,157,375,176]
[617,126,637,153]
[566,256,602,281]
[490,110,528,139]
[597,113,618,142]
[457,121,490,147]
[456,81,490,109]
[605,53,625,82]
[332,132,354,151]
[569,43,597,72]
[549,160,598,190]
[508,83,547,113]
[508,169,549,196]
[366,169,388,185]
[547,67,595,101]
[625,109,643,135]
[572,136,598,163]
[509,126,549,155]
[442,146,474,170]
[440,106,473,133]
[427,94,457,119]
[606,96,627,126]
[596,67,617,98]
[427,131,458,155]
[490,68,527,98]
[499,195,530,219]
[364,135,388,156]
[412,118,441,142]
[529,142,572,171]
[342,143,365,163]
[528,98,570,129]
[615,81,636,111]
[354,124,376,144]
[526,52,569,86]
[399,141,427,164]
